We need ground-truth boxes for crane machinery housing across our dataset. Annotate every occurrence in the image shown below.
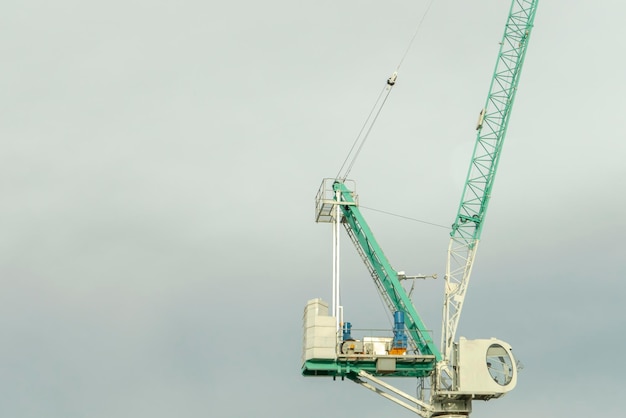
[301,1,539,417]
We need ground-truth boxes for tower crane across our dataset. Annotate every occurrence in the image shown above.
[302,1,539,417]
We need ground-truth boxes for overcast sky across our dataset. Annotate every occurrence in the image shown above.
[2,1,625,417]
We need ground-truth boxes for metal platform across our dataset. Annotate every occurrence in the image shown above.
[315,178,357,223]
[302,354,436,378]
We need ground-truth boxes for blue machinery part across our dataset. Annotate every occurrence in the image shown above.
[342,322,353,341]
[392,311,408,354]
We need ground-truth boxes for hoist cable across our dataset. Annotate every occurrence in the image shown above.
[335,85,387,181]
[341,86,394,180]
[335,0,437,181]
[396,0,436,71]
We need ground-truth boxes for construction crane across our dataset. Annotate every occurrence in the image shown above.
[302,1,539,417]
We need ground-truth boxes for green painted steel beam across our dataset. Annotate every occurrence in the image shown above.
[333,182,442,362]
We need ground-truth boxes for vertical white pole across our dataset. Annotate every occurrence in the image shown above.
[332,211,336,319]
[334,189,341,332]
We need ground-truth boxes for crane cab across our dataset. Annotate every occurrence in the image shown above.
[449,337,518,399]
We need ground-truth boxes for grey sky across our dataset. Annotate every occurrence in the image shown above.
[1,0,624,417]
